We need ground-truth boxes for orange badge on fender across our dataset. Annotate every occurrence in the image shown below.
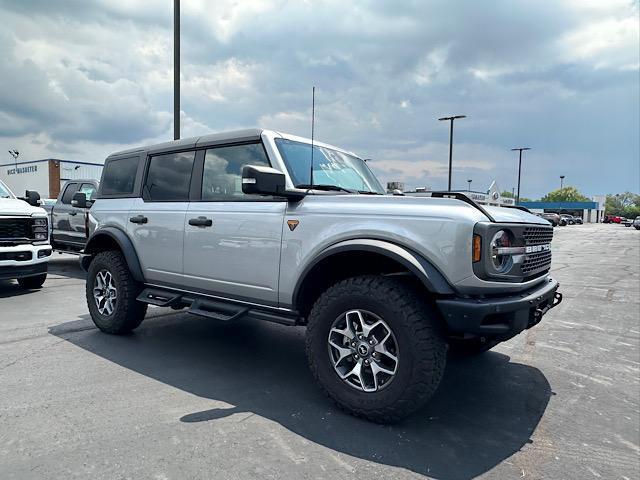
[287,220,299,231]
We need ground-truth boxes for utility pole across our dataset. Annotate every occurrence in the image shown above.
[560,175,565,189]
[467,179,472,191]
[438,115,466,191]
[511,147,531,204]
[174,0,180,140]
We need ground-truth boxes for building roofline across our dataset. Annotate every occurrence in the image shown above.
[1,159,104,167]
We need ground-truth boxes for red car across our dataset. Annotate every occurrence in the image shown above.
[603,215,622,224]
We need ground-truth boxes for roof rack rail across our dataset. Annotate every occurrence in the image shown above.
[429,191,496,222]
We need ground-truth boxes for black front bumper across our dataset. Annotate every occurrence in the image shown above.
[0,262,48,281]
[436,278,562,340]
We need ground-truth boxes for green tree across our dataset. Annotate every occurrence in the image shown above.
[605,192,640,217]
[540,186,590,202]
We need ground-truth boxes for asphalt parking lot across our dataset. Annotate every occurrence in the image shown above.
[1,223,638,479]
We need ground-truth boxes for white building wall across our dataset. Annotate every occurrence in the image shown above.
[0,161,49,198]
[58,161,103,188]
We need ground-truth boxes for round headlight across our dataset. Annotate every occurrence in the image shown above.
[490,230,514,273]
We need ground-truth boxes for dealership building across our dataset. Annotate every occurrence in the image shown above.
[0,159,103,200]
[519,196,606,223]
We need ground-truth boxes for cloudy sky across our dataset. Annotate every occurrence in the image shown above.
[0,0,638,198]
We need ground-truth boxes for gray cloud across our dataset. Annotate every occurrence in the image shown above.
[0,0,637,197]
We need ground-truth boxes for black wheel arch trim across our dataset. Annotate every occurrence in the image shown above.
[81,227,145,283]
[292,239,455,309]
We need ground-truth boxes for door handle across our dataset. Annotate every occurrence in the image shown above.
[69,211,77,216]
[188,216,213,227]
[129,215,148,224]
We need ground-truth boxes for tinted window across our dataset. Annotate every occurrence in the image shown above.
[61,183,79,204]
[78,183,96,200]
[101,156,138,196]
[145,151,195,201]
[201,143,270,201]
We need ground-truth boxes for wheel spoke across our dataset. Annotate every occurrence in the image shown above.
[345,310,365,335]
[330,326,354,341]
[329,339,353,367]
[371,360,395,377]
[374,344,398,364]
[360,319,383,338]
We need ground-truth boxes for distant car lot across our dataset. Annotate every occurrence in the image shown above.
[0,223,638,480]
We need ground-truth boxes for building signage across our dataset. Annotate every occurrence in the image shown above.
[7,165,38,175]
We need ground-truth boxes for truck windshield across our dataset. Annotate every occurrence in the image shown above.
[0,181,14,198]
[275,138,385,194]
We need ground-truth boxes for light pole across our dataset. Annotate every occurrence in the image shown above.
[560,175,565,189]
[438,115,466,191]
[467,179,472,191]
[174,0,180,140]
[511,147,531,204]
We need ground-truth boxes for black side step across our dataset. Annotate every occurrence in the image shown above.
[137,288,183,307]
[188,299,249,322]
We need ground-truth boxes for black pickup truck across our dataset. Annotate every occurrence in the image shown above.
[42,180,98,253]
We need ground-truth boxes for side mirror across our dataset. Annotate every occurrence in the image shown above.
[71,192,93,208]
[241,165,287,196]
[25,190,41,206]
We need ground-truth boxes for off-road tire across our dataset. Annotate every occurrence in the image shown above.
[17,273,47,289]
[306,275,447,423]
[448,337,499,356]
[86,250,147,334]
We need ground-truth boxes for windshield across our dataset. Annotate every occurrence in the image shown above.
[0,180,14,198]
[275,138,385,194]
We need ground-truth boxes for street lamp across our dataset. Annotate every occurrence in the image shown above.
[174,0,180,140]
[438,115,466,191]
[511,147,531,204]
[560,175,565,189]
[467,179,472,191]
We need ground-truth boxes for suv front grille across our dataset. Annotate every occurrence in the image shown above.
[0,217,33,243]
[522,250,552,275]
[523,226,553,246]
[521,226,553,277]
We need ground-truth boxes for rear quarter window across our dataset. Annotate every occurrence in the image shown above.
[101,156,139,196]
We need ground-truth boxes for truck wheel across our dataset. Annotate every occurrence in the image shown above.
[86,250,147,334]
[306,275,447,423]
[448,337,499,356]
[17,273,47,289]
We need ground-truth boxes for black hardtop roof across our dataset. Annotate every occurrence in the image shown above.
[106,128,264,159]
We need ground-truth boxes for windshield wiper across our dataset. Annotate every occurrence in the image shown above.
[296,184,357,194]
[357,190,382,195]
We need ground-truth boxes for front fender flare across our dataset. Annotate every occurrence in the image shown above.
[292,239,454,308]
[82,227,145,283]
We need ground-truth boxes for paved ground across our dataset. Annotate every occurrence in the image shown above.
[0,223,638,479]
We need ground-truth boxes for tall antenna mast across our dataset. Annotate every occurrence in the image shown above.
[309,86,315,190]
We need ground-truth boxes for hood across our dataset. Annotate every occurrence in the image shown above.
[483,205,549,225]
[0,197,47,216]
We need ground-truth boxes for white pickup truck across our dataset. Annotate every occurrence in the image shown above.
[0,179,52,288]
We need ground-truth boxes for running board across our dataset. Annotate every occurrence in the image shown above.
[188,299,249,322]
[137,288,183,307]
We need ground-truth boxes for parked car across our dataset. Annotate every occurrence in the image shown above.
[0,179,51,288]
[621,217,633,227]
[633,216,640,230]
[560,214,576,225]
[603,215,622,224]
[538,212,561,226]
[43,180,99,253]
[80,128,563,423]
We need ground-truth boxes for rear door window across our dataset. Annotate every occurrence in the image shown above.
[78,183,97,200]
[144,151,195,201]
[101,156,139,196]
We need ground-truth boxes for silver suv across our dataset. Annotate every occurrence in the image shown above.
[81,129,562,422]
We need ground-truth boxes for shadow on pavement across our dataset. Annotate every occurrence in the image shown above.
[47,255,86,280]
[50,315,552,479]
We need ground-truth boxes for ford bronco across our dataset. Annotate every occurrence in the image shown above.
[81,129,562,422]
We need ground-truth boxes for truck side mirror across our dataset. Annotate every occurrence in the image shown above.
[241,165,287,196]
[24,190,41,206]
[71,191,94,208]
